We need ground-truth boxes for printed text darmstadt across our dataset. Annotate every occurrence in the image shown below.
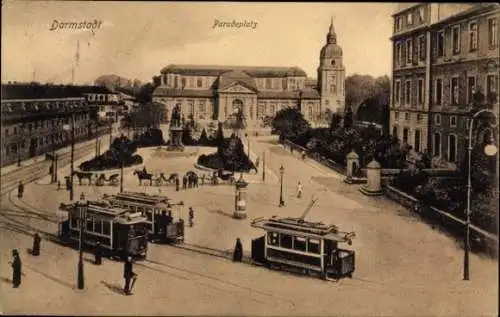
[49,20,103,31]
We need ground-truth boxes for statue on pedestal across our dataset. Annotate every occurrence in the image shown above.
[167,104,185,151]
[170,104,182,128]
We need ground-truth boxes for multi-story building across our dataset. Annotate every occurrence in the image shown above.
[390,3,499,165]
[152,19,345,127]
[1,83,111,166]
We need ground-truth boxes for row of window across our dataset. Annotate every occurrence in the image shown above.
[394,74,498,107]
[393,111,461,128]
[70,216,111,236]
[4,115,88,136]
[395,35,426,67]
[395,6,426,31]
[267,232,321,254]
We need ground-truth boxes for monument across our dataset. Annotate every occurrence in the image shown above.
[166,104,185,151]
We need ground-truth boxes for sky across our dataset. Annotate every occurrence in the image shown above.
[1,1,397,85]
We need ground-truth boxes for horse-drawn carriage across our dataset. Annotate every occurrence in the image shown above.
[95,173,120,186]
[102,191,185,244]
[210,169,236,185]
[133,169,179,186]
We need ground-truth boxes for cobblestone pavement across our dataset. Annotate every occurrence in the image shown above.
[0,138,497,316]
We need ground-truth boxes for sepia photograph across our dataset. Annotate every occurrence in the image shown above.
[1,1,499,316]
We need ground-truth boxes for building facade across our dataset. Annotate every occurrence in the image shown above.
[1,83,111,167]
[390,3,499,165]
[152,19,345,127]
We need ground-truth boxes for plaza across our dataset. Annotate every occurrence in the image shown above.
[0,135,497,316]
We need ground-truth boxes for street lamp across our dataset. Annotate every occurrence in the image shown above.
[279,165,285,207]
[77,192,87,290]
[262,150,266,181]
[63,113,75,201]
[464,108,498,281]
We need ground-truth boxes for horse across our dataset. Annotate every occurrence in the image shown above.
[133,169,153,186]
[154,173,169,186]
[166,173,179,184]
[72,171,94,185]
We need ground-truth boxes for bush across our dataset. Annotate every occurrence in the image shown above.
[135,128,165,147]
[197,136,255,172]
[198,128,211,146]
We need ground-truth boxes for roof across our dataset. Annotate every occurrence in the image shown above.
[161,64,308,77]
[218,70,258,91]
[1,83,114,100]
[152,87,215,98]
[392,3,422,17]
[431,3,499,27]
[366,159,381,169]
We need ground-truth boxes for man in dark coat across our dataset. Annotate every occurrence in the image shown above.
[175,176,180,191]
[182,175,187,190]
[123,256,136,295]
[10,249,22,288]
[233,238,243,262]
[94,242,103,265]
[18,181,24,199]
[188,207,194,227]
[32,233,41,256]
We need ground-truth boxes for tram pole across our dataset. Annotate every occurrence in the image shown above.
[63,113,76,201]
[120,141,124,193]
[279,165,285,207]
[77,193,86,290]
[262,151,266,181]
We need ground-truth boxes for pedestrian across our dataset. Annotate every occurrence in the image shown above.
[201,174,205,185]
[233,238,243,262]
[94,242,102,265]
[17,181,24,199]
[188,207,194,227]
[255,157,260,168]
[175,176,180,192]
[10,249,22,288]
[57,180,61,191]
[297,181,303,198]
[32,233,41,256]
[123,255,136,295]
[302,150,306,160]
[194,175,199,188]
[182,175,187,190]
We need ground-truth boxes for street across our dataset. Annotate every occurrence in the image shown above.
[0,136,498,316]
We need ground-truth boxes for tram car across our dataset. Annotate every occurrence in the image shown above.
[250,216,356,280]
[58,200,149,260]
[102,191,185,244]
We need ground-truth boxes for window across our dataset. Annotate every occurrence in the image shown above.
[403,127,409,143]
[257,102,265,118]
[407,12,413,26]
[4,128,9,136]
[433,133,441,157]
[181,78,186,88]
[434,114,441,125]
[418,79,424,105]
[197,79,203,88]
[395,17,402,31]
[199,101,206,114]
[330,84,336,93]
[450,115,457,127]
[279,234,293,249]
[405,80,411,105]
[95,220,102,234]
[418,35,425,60]
[270,103,276,114]
[406,39,413,64]
[405,112,410,121]
[282,78,288,90]
[467,76,476,104]
[437,30,445,57]
[268,232,279,246]
[451,77,459,104]
[395,80,401,105]
[486,74,498,103]
[265,78,272,89]
[86,217,94,232]
[418,6,425,22]
[417,114,422,122]
[469,22,477,52]
[395,112,399,120]
[396,42,402,66]
[308,238,320,254]
[174,76,179,88]
[293,237,307,252]
[71,217,78,229]
[102,221,110,235]
[488,18,498,47]
[188,100,195,115]
[414,129,421,152]
[435,78,443,105]
[392,126,398,137]
[452,26,460,55]
[448,134,457,162]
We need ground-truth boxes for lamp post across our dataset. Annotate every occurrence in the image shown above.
[279,165,285,207]
[63,113,75,201]
[77,192,87,290]
[94,121,100,158]
[120,140,124,193]
[262,151,266,181]
[464,108,498,281]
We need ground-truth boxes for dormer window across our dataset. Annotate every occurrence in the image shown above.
[418,7,425,22]
[407,12,413,25]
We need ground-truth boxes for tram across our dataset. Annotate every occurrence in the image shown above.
[250,196,356,280]
[102,191,185,244]
[58,200,149,260]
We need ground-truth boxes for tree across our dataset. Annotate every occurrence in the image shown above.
[329,113,342,131]
[214,122,225,152]
[182,126,196,145]
[343,107,353,129]
[198,128,210,146]
[271,108,310,141]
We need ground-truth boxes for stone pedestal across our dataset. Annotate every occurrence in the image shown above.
[359,159,383,196]
[167,126,184,151]
[234,176,248,219]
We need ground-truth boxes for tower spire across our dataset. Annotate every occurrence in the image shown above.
[327,16,337,44]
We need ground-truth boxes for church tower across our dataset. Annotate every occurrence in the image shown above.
[317,17,345,114]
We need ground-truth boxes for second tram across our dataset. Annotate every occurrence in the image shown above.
[103,191,185,244]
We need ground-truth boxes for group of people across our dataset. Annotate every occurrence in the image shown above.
[178,173,199,191]
[9,233,42,288]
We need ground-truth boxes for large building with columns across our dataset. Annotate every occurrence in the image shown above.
[152,19,345,127]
